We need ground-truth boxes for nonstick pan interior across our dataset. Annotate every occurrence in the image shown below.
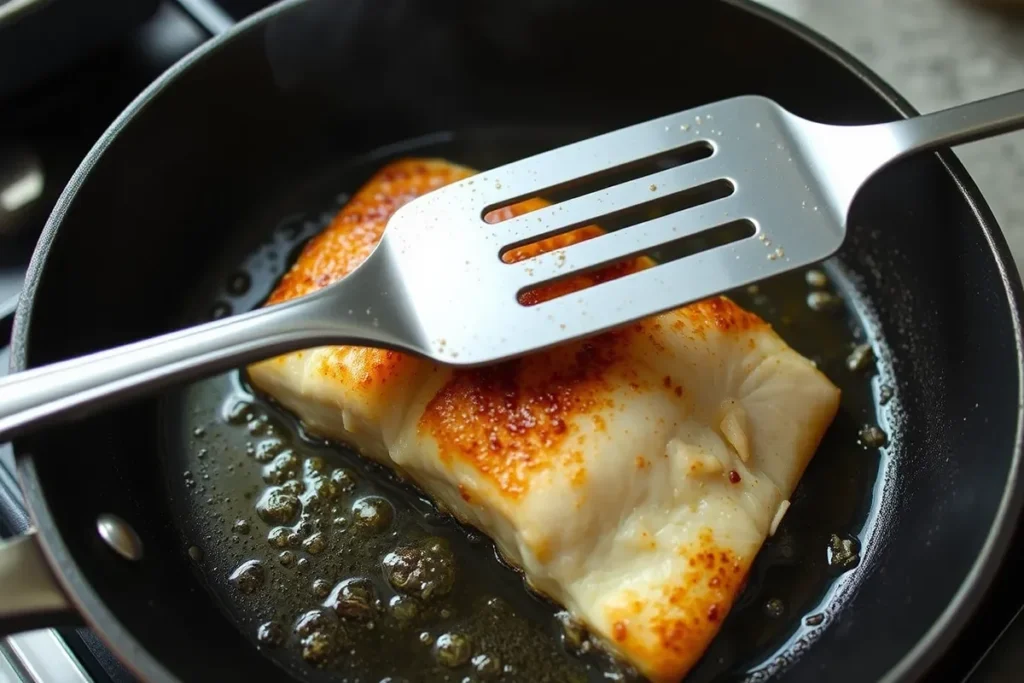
[11,0,1024,682]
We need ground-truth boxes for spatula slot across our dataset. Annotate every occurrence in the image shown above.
[500,177,735,262]
[514,217,755,306]
[482,140,714,224]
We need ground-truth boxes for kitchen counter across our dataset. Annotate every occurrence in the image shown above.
[757,0,1024,275]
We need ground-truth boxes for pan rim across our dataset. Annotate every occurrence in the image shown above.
[10,1,1024,682]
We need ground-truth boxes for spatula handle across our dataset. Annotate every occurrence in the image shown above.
[883,88,1024,159]
[804,88,1024,216]
[0,299,322,444]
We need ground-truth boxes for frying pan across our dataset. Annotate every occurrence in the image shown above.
[0,0,1022,681]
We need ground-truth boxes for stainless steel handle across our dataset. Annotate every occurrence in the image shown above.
[803,88,1024,217]
[0,244,422,444]
[0,532,77,636]
[0,298,328,444]
[882,88,1024,159]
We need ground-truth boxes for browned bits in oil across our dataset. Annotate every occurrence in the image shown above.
[846,343,874,373]
[433,632,471,667]
[256,488,300,525]
[327,578,377,621]
[233,519,251,535]
[296,557,309,571]
[229,559,265,594]
[278,550,295,567]
[281,479,305,496]
[805,613,825,626]
[879,384,894,405]
[300,631,335,667]
[312,578,331,599]
[302,532,327,555]
[256,621,284,647]
[827,533,861,572]
[764,598,785,618]
[858,424,888,448]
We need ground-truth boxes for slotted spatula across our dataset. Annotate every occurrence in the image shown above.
[2,90,1024,441]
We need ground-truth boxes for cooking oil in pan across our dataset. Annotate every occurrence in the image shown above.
[161,134,893,683]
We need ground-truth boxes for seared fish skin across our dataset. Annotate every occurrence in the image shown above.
[248,158,840,682]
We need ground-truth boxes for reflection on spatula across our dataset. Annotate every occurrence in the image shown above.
[2,90,1024,441]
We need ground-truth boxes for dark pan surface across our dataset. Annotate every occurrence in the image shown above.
[10,0,1024,682]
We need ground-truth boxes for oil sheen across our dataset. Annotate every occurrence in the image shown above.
[160,139,892,683]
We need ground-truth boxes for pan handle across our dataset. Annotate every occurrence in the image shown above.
[0,531,79,635]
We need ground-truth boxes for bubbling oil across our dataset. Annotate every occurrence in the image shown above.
[160,140,892,683]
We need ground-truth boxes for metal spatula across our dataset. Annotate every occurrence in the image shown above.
[3,90,1024,441]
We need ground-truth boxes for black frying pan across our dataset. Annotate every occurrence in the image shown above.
[0,0,1022,681]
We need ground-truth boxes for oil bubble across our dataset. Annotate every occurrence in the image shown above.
[210,302,231,320]
[256,621,284,647]
[300,631,334,667]
[858,424,888,448]
[302,532,327,555]
[326,577,377,622]
[256,488,300,525]
[351,496,394,532]
[223,399,252,425]
[295,609,332,637]
[434,632,471,667]
[227,271,252,296]
[764,598,785,618]
[229,559,265,594]
[312,578,331,599]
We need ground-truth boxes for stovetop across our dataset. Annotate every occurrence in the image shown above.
[0,1,1020,681]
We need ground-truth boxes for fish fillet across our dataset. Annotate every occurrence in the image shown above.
[247,158,841,681]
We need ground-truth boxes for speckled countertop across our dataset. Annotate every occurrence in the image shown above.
[756,0,1024,274]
